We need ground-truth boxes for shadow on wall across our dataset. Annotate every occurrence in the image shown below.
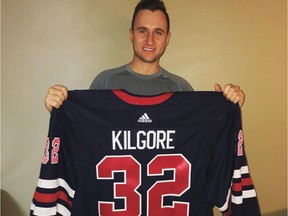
[1,190,26,216]
[262,209,288,216]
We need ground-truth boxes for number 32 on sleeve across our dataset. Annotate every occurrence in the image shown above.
[96,154,191,216]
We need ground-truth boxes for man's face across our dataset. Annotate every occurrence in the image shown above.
[130,9,171,64]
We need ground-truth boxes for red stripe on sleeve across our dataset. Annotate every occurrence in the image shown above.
[232,177,253,192]
[33,191,72,207]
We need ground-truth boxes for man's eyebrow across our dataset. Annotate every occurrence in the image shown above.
[136,26,166,33]
[155,28,165,33]
[136,26,148,31]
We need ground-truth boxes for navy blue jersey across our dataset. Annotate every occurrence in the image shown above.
[31,90,260,216]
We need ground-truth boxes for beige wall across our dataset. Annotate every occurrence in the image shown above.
[2,0,287,215]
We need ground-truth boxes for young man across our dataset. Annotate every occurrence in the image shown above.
[33,2,261,215]
[44,0,245,112]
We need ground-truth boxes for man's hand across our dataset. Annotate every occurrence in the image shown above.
[214,83,245,107]
[44,84,68,113]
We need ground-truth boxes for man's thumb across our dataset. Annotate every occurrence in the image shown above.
[214,83,223,92]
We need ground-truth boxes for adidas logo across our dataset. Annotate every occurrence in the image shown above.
[137,113,152,123]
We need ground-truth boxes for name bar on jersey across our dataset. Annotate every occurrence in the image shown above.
[112,130,176,150]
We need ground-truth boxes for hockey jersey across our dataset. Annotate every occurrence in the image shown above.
[31,90,260,216]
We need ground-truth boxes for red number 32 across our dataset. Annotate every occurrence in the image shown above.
[96,154,191,216]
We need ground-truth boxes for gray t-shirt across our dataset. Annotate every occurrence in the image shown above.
[89,64,193,95]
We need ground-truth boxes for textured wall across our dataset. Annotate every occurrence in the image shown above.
[2,0,287,215]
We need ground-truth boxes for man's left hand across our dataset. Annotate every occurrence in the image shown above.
[214,83,245,107]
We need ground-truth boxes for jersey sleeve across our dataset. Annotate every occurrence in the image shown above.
[30,108,77,216]
[216,105,261,215]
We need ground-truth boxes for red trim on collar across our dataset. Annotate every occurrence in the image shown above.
[112,89,173,105]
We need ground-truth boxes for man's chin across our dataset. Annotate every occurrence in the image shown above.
[138,55,162,64]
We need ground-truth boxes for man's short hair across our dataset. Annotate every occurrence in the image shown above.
[131,0,170,32]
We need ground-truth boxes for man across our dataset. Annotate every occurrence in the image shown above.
[44,0,245,113]
[33,2,261,215]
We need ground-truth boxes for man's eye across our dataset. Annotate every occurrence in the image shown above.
[156,31,163,35]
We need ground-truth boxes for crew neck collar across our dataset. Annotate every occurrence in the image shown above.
[126,64,163,79]
[112,89,173,105]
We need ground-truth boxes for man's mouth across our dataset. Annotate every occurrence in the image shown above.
[143,47,155,51]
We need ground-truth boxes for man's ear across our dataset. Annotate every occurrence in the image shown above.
[166,32,171,46]
[129,28,133,43]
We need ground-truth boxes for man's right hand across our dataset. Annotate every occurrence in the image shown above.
[44,85,68,113]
